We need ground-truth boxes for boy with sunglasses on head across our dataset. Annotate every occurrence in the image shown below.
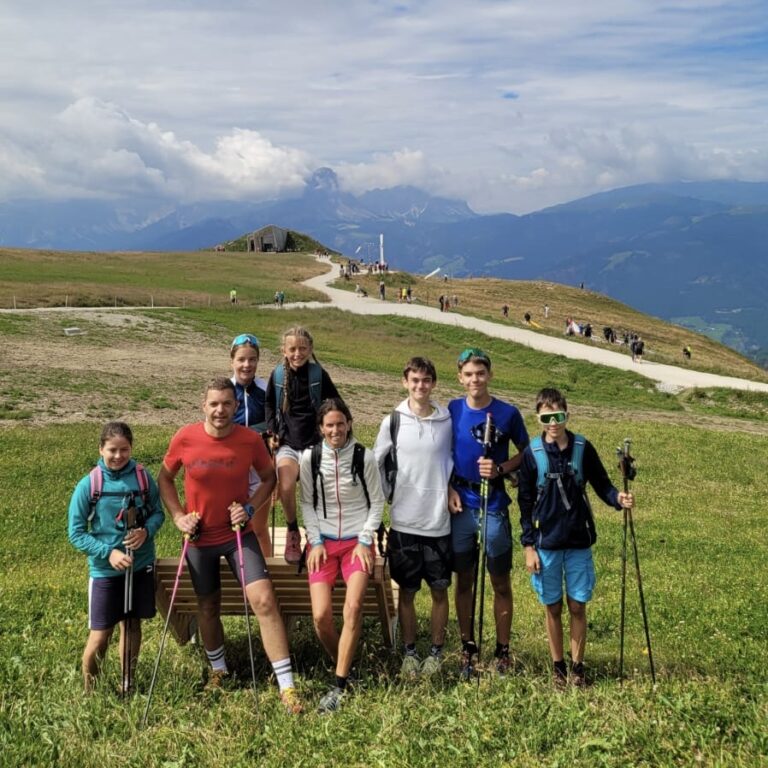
[517,387,634,688]
[448,347,529,678]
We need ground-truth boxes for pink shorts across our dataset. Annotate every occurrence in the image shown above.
[308,538,374,585]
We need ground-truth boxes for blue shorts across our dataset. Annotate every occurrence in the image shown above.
[530,548,595,605]
[451,507,512,576]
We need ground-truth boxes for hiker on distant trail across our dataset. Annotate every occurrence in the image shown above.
[449,348,529,678]
[502,304,509,319]
[683,345,692,361]
[583,323,592,339]
[228,333,271,557]
[229,288,237,305]
[634,336,644,363]
[544,304,550,319]
[278,290,285,307]
[379,280,386,300]
[406,285,412,304]
[301,398,384,714]
[439,295,445,312]
[158,377,302,713]
[517,387,634,688]
[265,326,340,564]
[68,421,164,693]
[524,312,531,325]
[373,357,454,680]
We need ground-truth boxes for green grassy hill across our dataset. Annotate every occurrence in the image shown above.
[0,248,767,767]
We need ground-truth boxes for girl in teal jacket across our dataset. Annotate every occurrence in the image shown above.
[68,422,164,693]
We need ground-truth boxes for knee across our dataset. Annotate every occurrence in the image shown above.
[342,598,364,627]
[197,595,221,622]
[456,571,474,592]
[248,588,277,617]
[567,598,586,619]
[491,575,512,599]
[312,608,334,636]
[430,587,448,604]
[546,600,563,619]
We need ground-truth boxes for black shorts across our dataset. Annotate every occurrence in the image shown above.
[185,532,269,597]
[387,530,452,593]
[88,564,156,630]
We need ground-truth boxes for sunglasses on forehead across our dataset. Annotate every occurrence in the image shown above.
[458,347,490,365]
[538,411,567,425]
[231,333,260,349]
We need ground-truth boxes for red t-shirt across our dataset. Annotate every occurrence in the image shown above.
[163,422,271,547]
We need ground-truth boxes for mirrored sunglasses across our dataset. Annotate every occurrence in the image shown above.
[538,411,567,425]
[231,333,260,349]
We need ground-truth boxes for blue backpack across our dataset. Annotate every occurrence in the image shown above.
[529,434,587,511]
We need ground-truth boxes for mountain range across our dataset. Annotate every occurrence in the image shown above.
[2,170,767,363]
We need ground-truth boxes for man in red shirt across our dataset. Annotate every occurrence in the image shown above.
[158,377,302,712]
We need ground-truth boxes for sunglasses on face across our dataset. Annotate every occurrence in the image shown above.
[458,347,490,365]
[231,333,260,350]
[538,411,567,425]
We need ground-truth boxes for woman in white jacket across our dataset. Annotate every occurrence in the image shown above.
[299,397,384,713]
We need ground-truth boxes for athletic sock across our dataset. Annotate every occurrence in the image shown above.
[429,644,443,658]
[205,645,228,673]
[335,674,348,691]
[495,642,510,658]
[271,657,295,692]
[462,639,477,653]
[404,643,418,656]
[287,520,299,532]
[553,659,568,676]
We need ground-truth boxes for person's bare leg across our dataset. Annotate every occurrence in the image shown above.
[489,571,512,646]
[196,591,225,651]
[309,582,339,662]
[335,571,369,677]
[398,589,418,645]
[567,597,587,664]
[545,600,564,661]
[454,568,474,642]
[276,458,299,525]
[118,619,142,691]
[430,587,448,646]
[245,579,291,660]
[82,628,113,692]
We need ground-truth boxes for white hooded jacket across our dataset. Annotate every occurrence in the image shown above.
[300,438,384,547]
[373,399,453,537]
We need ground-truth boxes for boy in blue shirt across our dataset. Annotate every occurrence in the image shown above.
[448,348,529,677]
[517,388,634,687]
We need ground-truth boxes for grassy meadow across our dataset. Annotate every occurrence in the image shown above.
[1,249,767,767]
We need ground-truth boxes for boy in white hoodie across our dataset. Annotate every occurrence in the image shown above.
[374,357,454,678]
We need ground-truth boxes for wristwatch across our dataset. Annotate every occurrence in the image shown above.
[244,503,255,520]
[495,464,506,478]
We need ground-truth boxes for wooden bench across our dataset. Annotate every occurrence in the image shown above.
[155,528,399,647]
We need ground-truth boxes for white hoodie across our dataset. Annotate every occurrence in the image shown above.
[300,438,384,547]
[373,399,453,537]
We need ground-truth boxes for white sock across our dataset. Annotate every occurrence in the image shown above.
[271,657,295,691]
[206,645,228,673]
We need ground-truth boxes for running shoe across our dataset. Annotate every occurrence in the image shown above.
[420,654,442,678]
[399,654,421,679]
[495,652,511,675]
[279,687,304,714]
[284,529,302,564]
[317,685,346,714]
[204,669,231,691]
[570,661,586,688]
[553,665,568,690]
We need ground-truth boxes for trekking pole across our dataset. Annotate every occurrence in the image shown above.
[616,439,656,684]
[141,517,196,729]
[122,504,137,696]
[476,413,494,676]
[233,516,258,696]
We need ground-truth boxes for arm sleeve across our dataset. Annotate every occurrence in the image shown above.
[299,450,322,546]
[264,369,278,434]
[320,368,340,401]
[143,473,165,539]
[67,477,112,561]
[584,440,621,509]
[359,449,385,545]
[517,450,538,547]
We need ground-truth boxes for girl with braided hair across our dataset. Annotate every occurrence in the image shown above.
[265,326,340,563]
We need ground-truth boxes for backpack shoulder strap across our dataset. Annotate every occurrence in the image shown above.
[87,466,103,522]
[530,436,549,490]
[310,443,324,513]
[308,362,323,410]
[389,409,400,446]
[570,435,586,487]
[273,365,285,412]
[352,442,370,509]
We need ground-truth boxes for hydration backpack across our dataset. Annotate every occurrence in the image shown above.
[530,434,586,512]
[273,362,323,416]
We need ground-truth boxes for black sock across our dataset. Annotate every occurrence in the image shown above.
[404,643,417,656]
[553,659,568,676]
[495,642,510,658]
[335,675,348,691]
[462,639,477,653]
[287,520,299,532]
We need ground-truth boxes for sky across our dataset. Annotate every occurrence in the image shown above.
[2,0,768,214]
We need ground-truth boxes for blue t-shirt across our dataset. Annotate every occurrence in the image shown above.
[449,397,529,511]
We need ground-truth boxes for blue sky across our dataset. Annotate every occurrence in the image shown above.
[1,0,767,213]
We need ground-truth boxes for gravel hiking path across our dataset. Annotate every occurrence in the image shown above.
[290,258,768,394]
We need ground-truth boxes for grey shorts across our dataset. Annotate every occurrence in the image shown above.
[185,532,269,596]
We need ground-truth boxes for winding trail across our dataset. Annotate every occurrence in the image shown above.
[294,259,768,394]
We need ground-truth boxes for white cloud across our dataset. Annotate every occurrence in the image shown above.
[335,150,434,193]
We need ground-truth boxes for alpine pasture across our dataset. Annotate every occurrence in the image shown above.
[0,248,766,768]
